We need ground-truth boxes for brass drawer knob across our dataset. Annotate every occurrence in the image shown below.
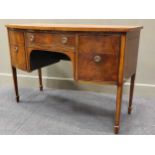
[61,36,68,44]
[14,46,18,53]
[30,35,35,42]
[94,55,102,63]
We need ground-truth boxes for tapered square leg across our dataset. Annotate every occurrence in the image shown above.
[114,84,123,134]
[128,74,136,114]
[11,66,19,103]
[38,68,43,91]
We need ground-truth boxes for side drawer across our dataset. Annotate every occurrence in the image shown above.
[8,30,27,70]
[79,34,120,54]
[77,34,120,82]
[9,30,25,45]
[78,53,119,82]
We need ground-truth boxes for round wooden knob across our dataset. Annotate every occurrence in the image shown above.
[61,36,68,44]
[30,35,35,42]
[94,55,102,63]
[14,46,18,53]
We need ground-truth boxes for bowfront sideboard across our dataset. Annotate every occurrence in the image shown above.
[6,24,143,134]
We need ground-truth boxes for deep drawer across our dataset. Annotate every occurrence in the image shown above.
[8,30,27,70]
[77,34,120,82]
[77,52,118,82]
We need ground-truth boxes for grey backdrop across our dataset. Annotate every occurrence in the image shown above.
[0,19,154,96]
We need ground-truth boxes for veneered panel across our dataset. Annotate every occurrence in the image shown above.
[124,31,140,79]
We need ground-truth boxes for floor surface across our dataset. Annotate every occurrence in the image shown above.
[0,87,155,135]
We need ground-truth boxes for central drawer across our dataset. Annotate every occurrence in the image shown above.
[26,32,76,50]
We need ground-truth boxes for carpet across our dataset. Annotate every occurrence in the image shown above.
[0,87,155,135]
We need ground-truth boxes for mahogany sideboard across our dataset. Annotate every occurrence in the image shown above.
[6,24,143,134]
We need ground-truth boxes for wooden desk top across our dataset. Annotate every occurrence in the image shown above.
[6,24,143,32]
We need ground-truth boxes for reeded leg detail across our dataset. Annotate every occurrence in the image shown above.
[114,84,123,134]
[128,74,136,115]
[12,66,20,103]
[38,68,43,91]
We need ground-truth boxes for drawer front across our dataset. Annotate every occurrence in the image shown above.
[77,34,120,82]
[26,32,76,49]
[78,53,118,82]
[9,30,25,45]
[8,30,27,70]
[10,45,27,70]
[79,34,120,54]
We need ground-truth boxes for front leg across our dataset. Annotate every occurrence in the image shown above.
[114,83,124,134]
[38,68,43,91]
[114,33,126,134]
[128,73,136,114]
[11,66,19,103]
